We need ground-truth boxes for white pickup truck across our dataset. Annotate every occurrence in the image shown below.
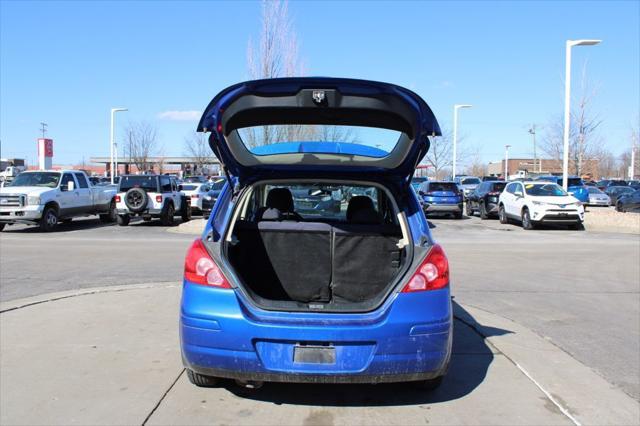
[0,170,117,232]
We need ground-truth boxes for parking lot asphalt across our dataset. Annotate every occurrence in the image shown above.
[1,213,639,424]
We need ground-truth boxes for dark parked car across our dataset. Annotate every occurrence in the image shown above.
[598,179,627,191]
[417,181,464,219]
[605,186,635,206]
[628,180,640,190]
[201,177,227,216]
[482,176,503,181]
[466,180,507,219]
[615,189,640,212]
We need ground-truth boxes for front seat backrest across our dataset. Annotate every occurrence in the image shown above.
[346,196,379,224]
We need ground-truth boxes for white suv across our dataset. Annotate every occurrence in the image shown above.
[498,181,585,230]
[115,175,191,226]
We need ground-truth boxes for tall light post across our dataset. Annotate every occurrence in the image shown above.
[110,108,128,184]
[504,144,511,180]
[529,125,538,173]
[562,39,601,190]
[452,104,472,179]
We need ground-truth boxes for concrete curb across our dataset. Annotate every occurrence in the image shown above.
[167,219,206,235]
[456,303,639,425]
[0,282,180,313]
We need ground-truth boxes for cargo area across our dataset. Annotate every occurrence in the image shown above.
[224,182,409,310]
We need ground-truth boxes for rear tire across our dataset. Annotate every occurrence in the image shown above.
[0,223,5,232]
[180,197,192,222]
[117,214,130,226]
[521,208,535,230]
[466,201,474,217]
[99,199,117,223]
[39,206,59,232]
[454,211,463,219]
[186,369,219,387]
[571,222,585,231]
[160,203,175,226]
[616,202,624,212]
[479,202,489,220]
[498,205,508,224]
[413,376,443,392]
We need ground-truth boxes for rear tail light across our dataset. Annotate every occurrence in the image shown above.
[156,195,163,203]
[402,244,449,292]
[115,195,121,202]
[184,239,231,288]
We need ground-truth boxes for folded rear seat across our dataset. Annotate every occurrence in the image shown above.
[256,221,333,302]
[331,224,402,303]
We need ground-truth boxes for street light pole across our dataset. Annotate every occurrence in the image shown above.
[505,145,511,180]
[110,108,128,184]
[562,39,601,190]
[529,125,538,173]
[452,104,472,179]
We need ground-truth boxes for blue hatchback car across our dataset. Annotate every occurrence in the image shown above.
[180,77,452,390]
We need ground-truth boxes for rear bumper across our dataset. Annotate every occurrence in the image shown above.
[180,282,452,383]
[423,203,462,213]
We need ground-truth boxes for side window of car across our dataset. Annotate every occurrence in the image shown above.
[61,173,75,189]
[160,177,172,192]
[171,179,177,192]
[74,173,89,188]
[505,183,515,194]
[515,183,524,195]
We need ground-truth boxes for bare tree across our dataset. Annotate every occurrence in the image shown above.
[541,68,602,177]
[244,0,307,148]
[464,146,487,177]
[123,121,159,174]
[422,129,469,180]
[184,132,214,173]
[592,146,618,179]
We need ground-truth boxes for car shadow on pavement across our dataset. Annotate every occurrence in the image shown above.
[1,218,115,233]
[222,302,512,406]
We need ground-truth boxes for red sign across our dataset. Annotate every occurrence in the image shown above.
[45,139,53,157]
[38,138,54,157]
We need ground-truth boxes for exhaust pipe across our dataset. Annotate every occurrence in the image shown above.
[235,379,263,389]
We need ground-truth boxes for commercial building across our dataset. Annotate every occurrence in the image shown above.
[487,158,601,180]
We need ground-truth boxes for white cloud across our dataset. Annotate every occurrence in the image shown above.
[157,110,200,121]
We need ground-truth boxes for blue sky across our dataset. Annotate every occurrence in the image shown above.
[1,0,638,167]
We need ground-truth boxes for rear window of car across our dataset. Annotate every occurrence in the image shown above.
[490,182,506,192]
[210,178,226,190]
[428,183,459,192]
[181,185,198,191]
[461,178,480,185]
[610,180,628,186]
[119,176,158,192]
[567,178,584,186]
[238,125,401,158]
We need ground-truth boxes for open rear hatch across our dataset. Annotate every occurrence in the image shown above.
[197,78,441,312]
[197,77,441,188]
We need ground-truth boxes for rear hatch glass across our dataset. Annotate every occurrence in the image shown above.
[119,176,158,192]
[428,183,458,193]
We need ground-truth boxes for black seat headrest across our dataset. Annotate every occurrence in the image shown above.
[266,188,295,213]
[346,196,380,224]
